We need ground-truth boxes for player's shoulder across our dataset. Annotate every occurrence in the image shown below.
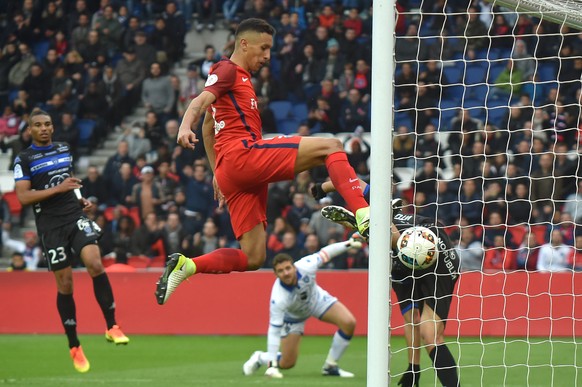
[52,141,70,151]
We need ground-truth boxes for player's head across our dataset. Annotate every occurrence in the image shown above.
[234,18,275,72]
[27,109,53,146]
[272,253,297,285]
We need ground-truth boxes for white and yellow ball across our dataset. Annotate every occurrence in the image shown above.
[397,226,439,270]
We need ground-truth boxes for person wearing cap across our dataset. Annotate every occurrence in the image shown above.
[13,110,130,373]
[322,38,345,80]
[115,45,146,116]
[129,165,165,220]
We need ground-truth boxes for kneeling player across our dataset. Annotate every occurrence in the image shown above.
[313,181,460,387]
[242,236,363,378]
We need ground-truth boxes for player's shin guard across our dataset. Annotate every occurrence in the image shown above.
[57,292,80,348]
[429,344,460,387]
[326,329,352,365]
[92,273,116,329]
[325,152,368,213]
[192,248,249,273]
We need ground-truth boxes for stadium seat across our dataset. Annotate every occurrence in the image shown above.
[278,119,300,135]
[149,255,167,268]
[536,62,557,82]
[508,225,527,246]
[464,64,486,85]
[530,224,549,245]
[270,101,292,121]
[127,255,150,269]
[101,256,116,268]
[485,106,509,127]
[443,66,463,84]
[291,103,309,122]
[77,119,96,148]
[3,191,22,218]
[128,206,141,227]
[444,84,465,101]
[33,40,50,63]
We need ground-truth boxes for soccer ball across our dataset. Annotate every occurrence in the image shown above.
[396,226,439,270]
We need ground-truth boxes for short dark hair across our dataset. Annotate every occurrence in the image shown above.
[272,253,293,269]
[29,109,51,123]
[235,18,275,38]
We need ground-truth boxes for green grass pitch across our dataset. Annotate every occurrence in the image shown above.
[0,335,580,386]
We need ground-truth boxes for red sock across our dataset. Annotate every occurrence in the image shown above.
[325,151,368,212]
[192,248,249,274]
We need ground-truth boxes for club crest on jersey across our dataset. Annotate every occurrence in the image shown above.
[205,74,218,86]
[13,164,23,179]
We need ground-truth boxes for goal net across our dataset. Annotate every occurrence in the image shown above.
[391,0,582,385]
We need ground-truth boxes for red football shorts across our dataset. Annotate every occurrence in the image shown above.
[215,136,301,239]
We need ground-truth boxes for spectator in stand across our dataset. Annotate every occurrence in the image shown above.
[132,212,164,258]
[434,180,460,226]
[276,31,301,97]
[267,216,293,263]
[253,65,283,102]
[489,14,513,50]
[53,111,79,156]
[515,231,540,270]
[102,65,124,127]
[483,234,516,271]
[321,38,345,82]
[111,215,136,262]
[129,165,165,220]
[531,153,564,222]
[8,43,35,89]
[78,80,109,144]
[337,63,355,100]
[286,192,313,233]
[191,45,219,80]
[93,5,123,57]
[512,39,535,81]
[194,0,217,32]
[187,219,223,257]
[537,229,573,272]
[353,59,371,103]
[340,28,364,65]
[66,0,90,36]
[395,23,428,63]
[295,44,324,100]
[133,31,157,69]
[419,60,446,101]
[162,212,189,257]
[306,26,330,61]
[393,125,415,168]
[395,62,416,108]
[223,0,243,25]
[163,2,187,63]
[6,252,27,271]
[80,28,108,66]
[343,8,363,37]
[155,161,179,207]
[103,140,135,184]
[491,59,523,100]
[81,165,109,208]
[117,122,151,160]
[115,46,146,117]
[459,179,483,226]
[506,182,532,225]
[415,123,440,164]
[141,62,175,125]
[41,48,60,78]
[414,160,438,200]
[121,16,142,51]
[462,6,488,52]
[339,88,368,132]
[178,63,205,118]
[109,162,139,207]
[318,5,337,30]
[142,110,165,150]
[257,97,277,133]
[177,163,214,235]
[563,179,582,225]
[21,63,51,108]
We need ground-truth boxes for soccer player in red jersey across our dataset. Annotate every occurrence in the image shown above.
[155,18,370,305]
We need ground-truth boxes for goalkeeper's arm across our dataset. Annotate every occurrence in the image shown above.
[317,235,363,266]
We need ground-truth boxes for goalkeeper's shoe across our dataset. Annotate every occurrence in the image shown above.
[322,364,354,377]
[242,351,262,376]
[105,325,130,345]
[355,206,370,240]
[155,253,195,305]
[70,345,90,373]
[321,205,357,230]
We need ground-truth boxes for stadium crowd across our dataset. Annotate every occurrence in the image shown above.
[1,0,582,273]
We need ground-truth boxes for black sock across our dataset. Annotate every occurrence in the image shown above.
[93,273,116,329]
[429,344,460,387]
[57,293,80,349]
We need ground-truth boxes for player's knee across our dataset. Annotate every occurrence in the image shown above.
[419,327,444,347]
[326,138,343,153]
[342,315,357,335]
[56,277,73,293]
[85,260,105,277]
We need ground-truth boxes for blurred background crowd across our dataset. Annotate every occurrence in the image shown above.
[1,0,582,274]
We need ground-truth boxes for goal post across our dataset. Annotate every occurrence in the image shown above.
[389,0,582,385]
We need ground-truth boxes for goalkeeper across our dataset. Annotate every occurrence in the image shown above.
[242,236,363,379]
[312,180,461,387]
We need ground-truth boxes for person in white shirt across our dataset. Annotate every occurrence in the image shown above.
[242,236,363,379]
[537,229,573,272]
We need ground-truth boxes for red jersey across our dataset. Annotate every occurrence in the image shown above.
[204,59,262,164]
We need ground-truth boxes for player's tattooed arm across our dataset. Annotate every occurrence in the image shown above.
[177,91,216,150]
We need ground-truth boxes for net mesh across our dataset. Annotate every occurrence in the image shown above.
[391,1,582,385]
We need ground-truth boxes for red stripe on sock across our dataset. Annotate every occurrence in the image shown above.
[325,151,368,212]
[192,248,249,274]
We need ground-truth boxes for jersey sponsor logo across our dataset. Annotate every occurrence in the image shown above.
[242,77,249,82]
[394,213,413,222]
[13,164,23,179]
[30,156,72,173]
[205,74,218,86]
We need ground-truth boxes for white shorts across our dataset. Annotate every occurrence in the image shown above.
[281,287,337,337]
